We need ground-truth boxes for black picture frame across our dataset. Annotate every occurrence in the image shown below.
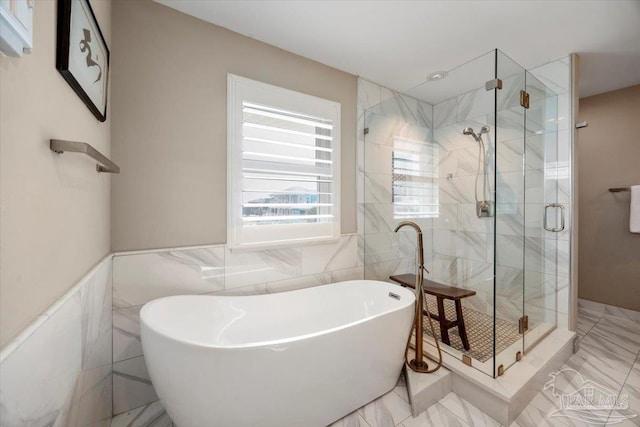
[56,0,110,122]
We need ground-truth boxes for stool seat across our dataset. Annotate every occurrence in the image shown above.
[390,274,475,351]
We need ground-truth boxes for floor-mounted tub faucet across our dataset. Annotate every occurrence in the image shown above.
[394,221,442,373]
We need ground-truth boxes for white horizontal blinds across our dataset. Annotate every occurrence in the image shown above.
[392,137,439,219]
[241,102,335,226]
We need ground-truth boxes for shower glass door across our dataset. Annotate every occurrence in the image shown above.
[493,50,527,377]
[522,72,560,351]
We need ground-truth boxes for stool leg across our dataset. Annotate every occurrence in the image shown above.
[436,297,450,346]
[456,300,470,350]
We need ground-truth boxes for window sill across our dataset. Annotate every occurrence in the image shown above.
[227,235,342,253]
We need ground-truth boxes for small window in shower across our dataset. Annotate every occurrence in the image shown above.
[392,137,439,219]
[227,74,341,248]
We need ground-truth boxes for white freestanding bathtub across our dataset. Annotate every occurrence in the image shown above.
[140,280,415,427]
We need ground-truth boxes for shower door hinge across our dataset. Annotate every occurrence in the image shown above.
[462,354,472,366]
[497,364,505,377]
[485,78,503,91]
[520,90,530,109]
[363,127,369,135]
[518,315,529,334]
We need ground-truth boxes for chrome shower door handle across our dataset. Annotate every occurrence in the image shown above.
[544,203,565,232]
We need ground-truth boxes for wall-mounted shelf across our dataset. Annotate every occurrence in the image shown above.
[50,139,120,173]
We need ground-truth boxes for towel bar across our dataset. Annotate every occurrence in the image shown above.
[50,139,120,173]
[609,187,630,192]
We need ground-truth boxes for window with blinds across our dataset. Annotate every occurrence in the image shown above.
[392,137,439,219]
[228,75,341,248]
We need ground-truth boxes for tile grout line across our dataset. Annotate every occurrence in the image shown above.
[437,401,472,427]
[578,310,603,341]
[113,353,144,365]
[579,315,640,362]
[605,351,640,425]
[396,414,411,426]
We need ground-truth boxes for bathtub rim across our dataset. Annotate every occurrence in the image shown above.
[140,280,415,350]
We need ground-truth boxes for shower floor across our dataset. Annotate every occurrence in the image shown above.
[421,297,521,362]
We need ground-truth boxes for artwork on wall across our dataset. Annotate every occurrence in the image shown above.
[56,0,109,122]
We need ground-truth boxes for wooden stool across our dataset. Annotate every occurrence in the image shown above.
[390,274,476,351]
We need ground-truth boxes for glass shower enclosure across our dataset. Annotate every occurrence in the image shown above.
[362,49,566,377]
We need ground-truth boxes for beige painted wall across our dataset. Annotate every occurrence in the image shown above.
[577,84,640,311]
[0,1,112,347]
[111,0,357,251]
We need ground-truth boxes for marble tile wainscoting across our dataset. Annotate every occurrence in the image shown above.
[111,234,363,415]
[0,256,113,427]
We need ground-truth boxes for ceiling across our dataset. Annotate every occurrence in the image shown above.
[155,0,640,98]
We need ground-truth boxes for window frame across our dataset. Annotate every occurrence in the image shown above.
[227,74,341,249]
[391,137,440,220]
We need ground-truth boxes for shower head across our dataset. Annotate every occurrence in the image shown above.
[462,127,475,136]
[463,127,480,142]
[463,126,490,142]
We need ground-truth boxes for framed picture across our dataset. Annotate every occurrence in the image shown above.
[56,0,109,122]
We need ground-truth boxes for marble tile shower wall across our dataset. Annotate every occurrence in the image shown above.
[0,256,113,427]
[357,78,434,283]
[429,73,538,317]
[111,235,362,415]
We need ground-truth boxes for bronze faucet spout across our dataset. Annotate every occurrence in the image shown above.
[394,221,424,269]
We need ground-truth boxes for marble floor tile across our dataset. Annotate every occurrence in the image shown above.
[511,402,577,426]
[359,389,412,427]
[607,405,640,426]
[329,410,373,427]
[576,308,603,339]
[393,373,409,403]
[578,299,606,316]
[627,360,640,387]
[517,399,611,426]
[614,360,640,425]
[580,315,640,358]
[438,392,501,427]
[565,345,635,392]
[399,402,467,427]
[605,305,640,324]
[606,418,640,426]
[530,365,623,423]
[527,389,564,416]
[110,401,172,427]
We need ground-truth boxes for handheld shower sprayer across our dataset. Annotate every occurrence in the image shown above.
[462,127,477,139]
[463,126,494,218]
